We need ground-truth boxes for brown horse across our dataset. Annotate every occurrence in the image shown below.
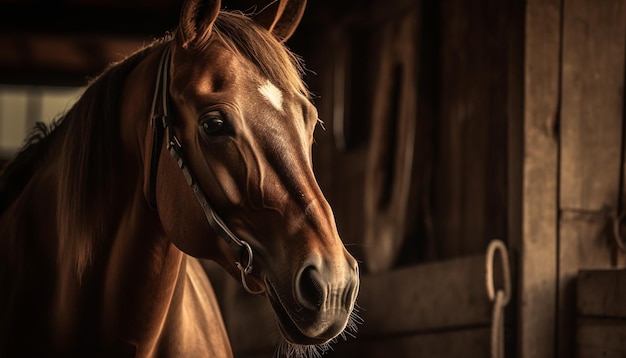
[0,0,360,357]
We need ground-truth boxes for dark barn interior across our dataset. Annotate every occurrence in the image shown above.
[1,0,626,357]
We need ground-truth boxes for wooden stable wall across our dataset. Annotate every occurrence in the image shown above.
[522,0,626,357]
[558,1,626,356]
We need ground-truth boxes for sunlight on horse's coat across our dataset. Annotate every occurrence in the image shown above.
[259,80,284,112]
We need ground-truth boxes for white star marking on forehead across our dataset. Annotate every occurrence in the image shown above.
[258,80,283,112]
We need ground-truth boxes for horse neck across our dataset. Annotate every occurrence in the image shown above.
[96,47,192,355]
[100,189,186,355]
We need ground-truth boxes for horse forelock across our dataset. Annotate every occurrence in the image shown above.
[211,11,311,99]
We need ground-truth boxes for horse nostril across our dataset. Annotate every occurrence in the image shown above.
[297,266,325,311]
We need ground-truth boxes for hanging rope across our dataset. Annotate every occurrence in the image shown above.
[485,240,511,358]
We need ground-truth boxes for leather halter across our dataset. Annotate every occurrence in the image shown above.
[147,44,263,295]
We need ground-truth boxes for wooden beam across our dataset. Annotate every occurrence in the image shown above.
[355,255,492,337]
[560,0,626,211]
[520,0,562,357]
[0,34,145,86]
[558,0,626,357]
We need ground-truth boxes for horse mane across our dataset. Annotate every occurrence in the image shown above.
[58,38,180,280]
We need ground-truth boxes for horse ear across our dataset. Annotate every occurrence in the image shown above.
[178,0,221,49]
[254,0,307,42]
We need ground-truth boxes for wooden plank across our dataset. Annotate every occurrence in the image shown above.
[520,0,562,357]
[577,318,626,358]
[356,255,492,337]
[326,327,491,358]
[578,269,626,318]
[558,0,626,357]
[435,0,512,259]
[560,0,626,211]
[559,211,616,358]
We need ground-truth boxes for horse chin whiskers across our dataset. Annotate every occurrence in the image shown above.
[275,340,332,358]
[273,303,362,358]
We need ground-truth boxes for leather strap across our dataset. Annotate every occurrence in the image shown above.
[146,44,264,294]
[147,45,172,209]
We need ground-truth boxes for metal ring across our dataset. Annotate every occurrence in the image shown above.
[235,240,265,295]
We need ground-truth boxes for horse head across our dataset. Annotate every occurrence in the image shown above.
[144,0,360,350]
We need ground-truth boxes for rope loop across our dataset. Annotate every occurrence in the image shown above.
[485,239,511,358]
[491,290,506,358]
[486,239,511,305]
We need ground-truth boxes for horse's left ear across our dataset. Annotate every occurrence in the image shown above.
[254,0,307,42]
[178,0,221,49]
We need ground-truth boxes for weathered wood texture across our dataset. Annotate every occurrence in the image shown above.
[519,0,561,356]
[362,8,418,273]
[577,319,626,358]
[355,255,493,336]
[560,0,626,211]
[578,269,626,318]
[558,0,626,357]
[577,269,626,357]
[328,328,492,358]
[434,0,517,259]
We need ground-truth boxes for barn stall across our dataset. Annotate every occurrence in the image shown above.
[1,0,625,357]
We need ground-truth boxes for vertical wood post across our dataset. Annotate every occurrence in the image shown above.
[520,0,562,357]
[559,0,626,357]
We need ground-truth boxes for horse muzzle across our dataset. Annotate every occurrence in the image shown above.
[265,253,360,345]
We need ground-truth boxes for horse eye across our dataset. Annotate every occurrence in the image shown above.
[200,111,226,135]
